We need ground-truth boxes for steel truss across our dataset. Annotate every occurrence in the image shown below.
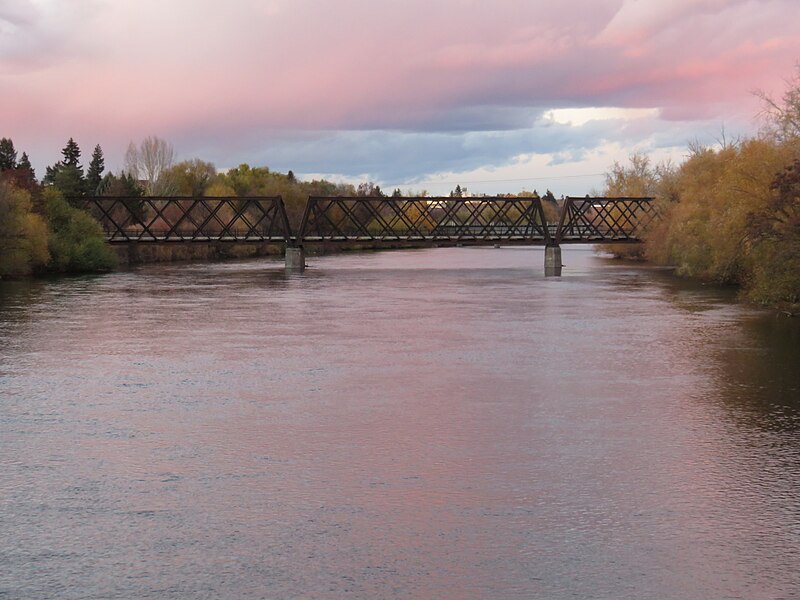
[84,196,292,243]
[554,197,658,244]
[298,196,551,244]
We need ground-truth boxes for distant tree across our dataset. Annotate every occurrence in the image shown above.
[17,152,35,182]
[392,188,402,197]
[0,150,37,192]
[124,136,176,195]
[99,172,144,197]
[356,182,384,197]
[604,154,658,197]
[85,145,105,196]
[756,64,800,142]
[61,137,82,168]
[163,159,216,196]
[287,170,296,182]
[43,138,86,206]
[0,138,17,170]
[450,184,463,198]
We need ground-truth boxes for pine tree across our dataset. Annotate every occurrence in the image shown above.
[14,152,37,189]
[44,138,86,205]
[85,145,105,196]
[17,152,34,179]
[0,138,17,170]
[61,137,81,168]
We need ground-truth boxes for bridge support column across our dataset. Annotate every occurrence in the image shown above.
[544,245,562,277]
[285,246,305,271]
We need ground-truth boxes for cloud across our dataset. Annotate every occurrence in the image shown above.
[4,0,800,193]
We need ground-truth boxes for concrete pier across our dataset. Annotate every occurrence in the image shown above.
[544,246,562,277]
[285,246,306,271]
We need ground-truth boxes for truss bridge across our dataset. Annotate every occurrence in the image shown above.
[84,195,657,275]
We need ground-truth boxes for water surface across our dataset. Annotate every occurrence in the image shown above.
[1,247,799,599]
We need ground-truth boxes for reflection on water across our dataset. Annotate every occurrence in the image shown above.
[1,247,799,599]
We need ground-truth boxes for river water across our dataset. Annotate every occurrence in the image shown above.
[1,247,798,599]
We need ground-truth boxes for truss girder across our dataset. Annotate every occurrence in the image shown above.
[298,196,551,244]
[554,197,658,244]
[85,196,292,243]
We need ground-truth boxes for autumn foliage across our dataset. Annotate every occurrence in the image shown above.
[604,68,800,306]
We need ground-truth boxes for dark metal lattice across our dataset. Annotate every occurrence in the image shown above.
[84,196,293,243]
[298,196,551,244]
[555,197,658,244]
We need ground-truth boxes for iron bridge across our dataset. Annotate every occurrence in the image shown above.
[85,195,658,247]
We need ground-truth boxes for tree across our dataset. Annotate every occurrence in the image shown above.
[61,137,81,167]
[99,172,144,197]
[450,184,463,198]
[0,138,17,170]
[163,159,216,196]
[44,138,86,206]
[85,145,105,196]
[756,64,800,143]
[43,188,116,273]
[0,180,49,277]
[356,182,384,197]
[17,153,35,182]
[124,136,176,195]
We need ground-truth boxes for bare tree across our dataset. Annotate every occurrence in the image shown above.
[754,64,800,143]
[124,136,177,195]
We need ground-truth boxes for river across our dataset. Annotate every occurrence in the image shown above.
[1,246,798,599]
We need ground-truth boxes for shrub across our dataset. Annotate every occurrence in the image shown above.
[44,188,117,273]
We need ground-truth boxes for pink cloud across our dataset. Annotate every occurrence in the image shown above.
[3,0,800,174]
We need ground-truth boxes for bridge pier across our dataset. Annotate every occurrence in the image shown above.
[544,245,562,277]
[285,246,306,271]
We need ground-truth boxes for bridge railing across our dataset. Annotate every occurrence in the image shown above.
[297,196,551,244]
[84,196,293,243]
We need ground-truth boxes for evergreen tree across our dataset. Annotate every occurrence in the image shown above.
[44,138,85,205]
[8,152,38,192]
[85,145,105,196]
[61,137,81,168]
[392,188,402,197]
[17,152,35,181]
[0,138,17,170]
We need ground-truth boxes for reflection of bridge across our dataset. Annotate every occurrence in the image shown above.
[84,195,657,275]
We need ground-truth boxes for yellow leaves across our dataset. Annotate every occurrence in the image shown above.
[0,181,49,277]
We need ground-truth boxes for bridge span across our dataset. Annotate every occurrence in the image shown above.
[84,195,657,276]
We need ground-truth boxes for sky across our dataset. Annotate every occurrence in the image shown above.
[2,0,799,196]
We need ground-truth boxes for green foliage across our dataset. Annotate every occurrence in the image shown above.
[164,159,217,196]
[0,180,49,277]
[43,188,117,273]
